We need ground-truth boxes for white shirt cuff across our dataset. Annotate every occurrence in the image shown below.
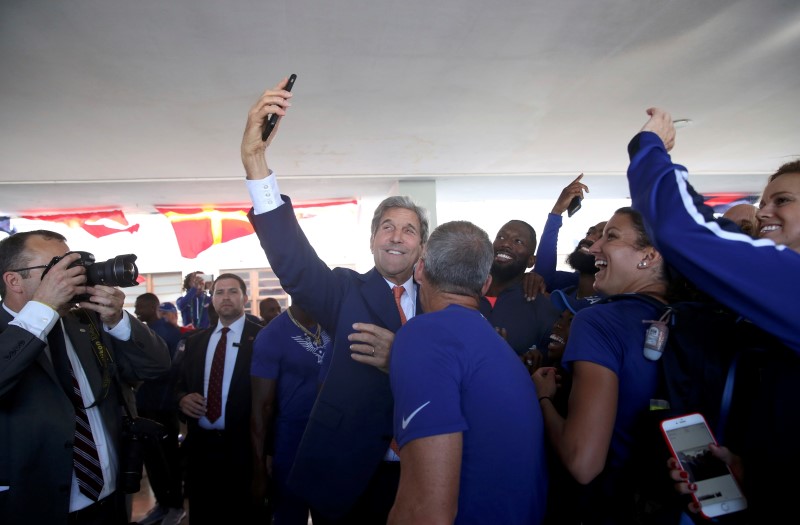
[104,310,132,340]
[245,171,285,214]
[8,301,59,341]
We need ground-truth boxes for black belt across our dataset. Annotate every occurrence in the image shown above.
[68,491,118,524]
[194,427,226,442]
[196,427,225,435]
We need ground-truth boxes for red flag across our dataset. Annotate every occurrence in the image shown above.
[157,200,357,259]
[22,210,139,238]
[156,206,253,259]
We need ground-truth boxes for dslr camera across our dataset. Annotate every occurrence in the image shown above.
[119,415,168,494]
[41,251,139,302]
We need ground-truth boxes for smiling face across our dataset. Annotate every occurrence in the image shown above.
[584,221,607,244]
[547,309,574,363]
[370,207,424,285]
[566,221,606,274]
[491,221,536,281]
[590,212,657,296]
[757,172,800,252]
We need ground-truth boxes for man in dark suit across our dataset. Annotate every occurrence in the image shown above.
[176,273,262,525]
[0,230,170,525]
[241,78,429,523]
[133,292,186,525]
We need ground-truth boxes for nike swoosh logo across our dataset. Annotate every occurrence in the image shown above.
[401,401,431,430]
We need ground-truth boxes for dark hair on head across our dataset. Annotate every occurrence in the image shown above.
[136,292,160,308]
[370,196,430,245]
[211,273,247,295]
[422,221,493,297]
[505,220,538,254]
[183,271,202,291]
[614,207,652,249]
[0,230,67,298]
[768,160,800,182]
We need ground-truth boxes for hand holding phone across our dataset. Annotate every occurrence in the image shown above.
[567,196,582,217]
[262,74,297,142]
[661,413,747,518]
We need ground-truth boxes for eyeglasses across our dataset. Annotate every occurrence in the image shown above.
[8,264,50,273]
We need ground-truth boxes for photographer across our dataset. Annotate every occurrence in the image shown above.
[0,230,170,525]
[176,271,211,330]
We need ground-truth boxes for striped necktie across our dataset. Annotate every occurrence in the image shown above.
[49,323,104,501]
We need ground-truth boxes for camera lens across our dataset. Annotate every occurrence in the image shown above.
[86,254,139,287]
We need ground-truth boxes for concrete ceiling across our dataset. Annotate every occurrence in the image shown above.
[2,0,799,216]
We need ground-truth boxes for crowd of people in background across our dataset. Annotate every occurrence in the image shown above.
[1,79,797,525]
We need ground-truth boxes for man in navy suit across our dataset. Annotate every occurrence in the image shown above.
[241,78,429,523]
[176,273,262,525]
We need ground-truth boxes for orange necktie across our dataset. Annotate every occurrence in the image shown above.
[391,285,407,457]
[393,285,407,325]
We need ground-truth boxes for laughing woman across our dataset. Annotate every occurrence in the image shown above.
[532,206,671,525]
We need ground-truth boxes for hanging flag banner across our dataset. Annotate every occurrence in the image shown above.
[701,192,759,214]
[0,217,17,236]
[21,210,139,238]
[157,199,357,259]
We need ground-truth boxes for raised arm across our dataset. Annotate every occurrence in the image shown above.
[628,107,800,353]
[241,77,294,181]
[535,174,588,291]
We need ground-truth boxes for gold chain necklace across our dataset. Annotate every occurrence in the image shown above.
[287,308,322,347]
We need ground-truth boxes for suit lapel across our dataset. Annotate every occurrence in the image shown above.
[230,322,257,387]
[190,329,214,394]
[0,302,66,389]
[414,281,423,315]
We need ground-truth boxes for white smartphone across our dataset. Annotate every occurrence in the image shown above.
[660,413,747,519]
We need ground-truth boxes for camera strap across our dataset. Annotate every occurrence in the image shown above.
[75,309,116,411]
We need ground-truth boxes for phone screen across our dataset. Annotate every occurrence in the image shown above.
[662,415,747,518]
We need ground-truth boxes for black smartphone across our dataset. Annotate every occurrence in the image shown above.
[567,196,582,217]
[261,74,297,142]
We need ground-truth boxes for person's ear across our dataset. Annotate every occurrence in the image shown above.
[2,271,23,295]
[413,258,425,283]
[637,248,661,269]
[526,253,537,270]
[481,274,493,296]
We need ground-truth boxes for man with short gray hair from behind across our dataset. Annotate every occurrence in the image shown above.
[388,221,548,525]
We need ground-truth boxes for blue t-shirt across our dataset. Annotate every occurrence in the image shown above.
[479,282,561,355]
[391,304,547,525]
[251,311,330,459]
[563,297,662,471]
